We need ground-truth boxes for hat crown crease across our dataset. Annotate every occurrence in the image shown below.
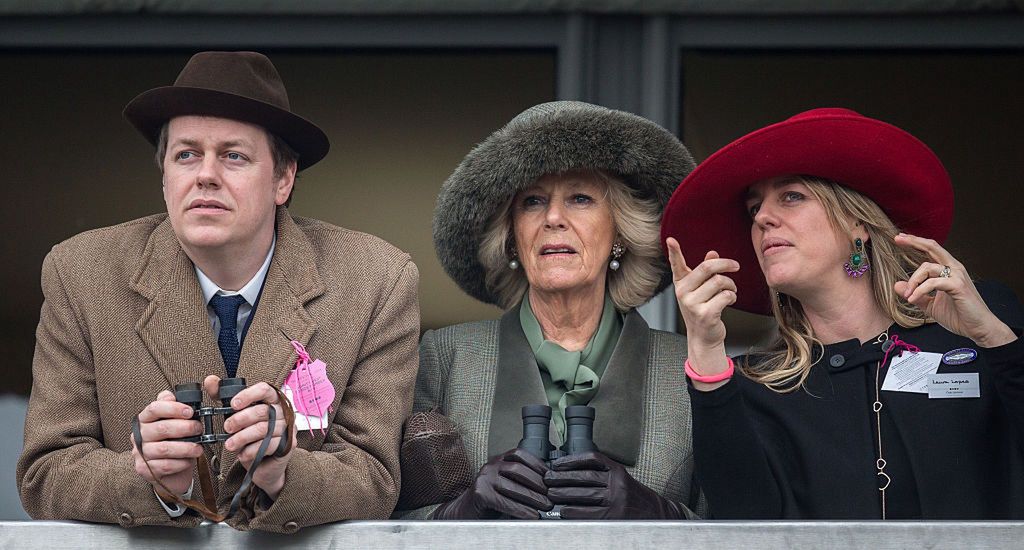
[174,53,290,110]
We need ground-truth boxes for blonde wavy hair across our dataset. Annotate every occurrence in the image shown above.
[743,176,932,392]
[478,169,665,311]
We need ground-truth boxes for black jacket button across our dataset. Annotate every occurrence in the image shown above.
[829,354,846,368]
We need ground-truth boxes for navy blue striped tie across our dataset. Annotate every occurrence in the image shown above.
[210,294,247,378]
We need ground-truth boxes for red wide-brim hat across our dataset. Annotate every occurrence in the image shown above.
[660,108,953,315]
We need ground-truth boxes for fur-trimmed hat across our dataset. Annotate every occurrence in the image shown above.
[434,101,695,305]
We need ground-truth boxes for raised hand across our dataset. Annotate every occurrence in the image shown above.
[893,233,1015,348]
[666,237,739,388]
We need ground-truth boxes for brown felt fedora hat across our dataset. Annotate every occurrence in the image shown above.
[123,51,329,170]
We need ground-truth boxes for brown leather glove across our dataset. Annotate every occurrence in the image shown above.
[433,448,553,519]
[545,451,688,519]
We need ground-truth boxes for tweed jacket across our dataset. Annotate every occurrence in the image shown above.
[17,207,419,532]
[398,307,705,518]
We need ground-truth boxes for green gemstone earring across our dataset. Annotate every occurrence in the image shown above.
[843,237,870,278]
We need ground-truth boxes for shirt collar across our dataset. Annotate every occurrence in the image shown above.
[195,235,276,306]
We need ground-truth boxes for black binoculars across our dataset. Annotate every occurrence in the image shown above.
[174,377,248,445]
[517,404,597,519]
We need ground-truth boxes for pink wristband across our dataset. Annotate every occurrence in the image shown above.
[685,357,735,383]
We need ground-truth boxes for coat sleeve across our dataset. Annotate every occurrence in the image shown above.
[17,249,196,527]
[976,280,1024,446]
[412,329,445,414]
[232,258,420,532]
[688,374,786,519]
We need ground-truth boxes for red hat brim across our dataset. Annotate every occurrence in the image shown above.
[660,108,953,315]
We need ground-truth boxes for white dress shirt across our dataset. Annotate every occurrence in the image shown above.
[195,236,276,344]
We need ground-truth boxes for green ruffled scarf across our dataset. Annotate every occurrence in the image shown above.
[519,293,622,440]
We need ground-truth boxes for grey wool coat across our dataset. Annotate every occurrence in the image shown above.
[399,307,705,518]
[18,207,420,532]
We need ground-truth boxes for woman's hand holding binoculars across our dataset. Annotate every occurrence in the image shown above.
[546,451,688,519]
[433,448,553,519]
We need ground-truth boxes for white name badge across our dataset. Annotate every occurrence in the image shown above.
[927,373,981,399]
[881,351,942,393]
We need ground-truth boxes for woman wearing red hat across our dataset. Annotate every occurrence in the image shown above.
[660,108,1024,519]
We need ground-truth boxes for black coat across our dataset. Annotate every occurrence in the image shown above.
[690,282,1024,519]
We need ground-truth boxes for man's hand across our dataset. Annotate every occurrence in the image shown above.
[131,390,203,496]
[204,375,296,501]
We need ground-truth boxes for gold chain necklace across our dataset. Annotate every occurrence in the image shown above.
[872,331,892,520]
[870,331,921,520]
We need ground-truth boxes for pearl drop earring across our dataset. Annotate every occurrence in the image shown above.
[609,242,625,271]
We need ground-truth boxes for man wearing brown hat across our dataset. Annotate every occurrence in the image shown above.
[17,51,419,532]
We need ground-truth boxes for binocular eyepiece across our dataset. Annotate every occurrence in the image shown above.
[174,377,248,445]
[518,404,597,462]
[517,404,597,519]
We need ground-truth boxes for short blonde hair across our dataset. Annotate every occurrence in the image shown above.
[478,170,665,311]
[744,176,931,392]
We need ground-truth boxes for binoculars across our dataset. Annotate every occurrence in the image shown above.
[173,377,248,445]
[517,404,597,519]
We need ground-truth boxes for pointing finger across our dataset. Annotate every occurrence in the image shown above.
[666,237,692,281]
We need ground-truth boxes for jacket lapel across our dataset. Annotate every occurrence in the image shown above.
[132,217,222,387]
[237,208,325,389]
[588,309,648,466]
[487,308,551,458]
[131,208,325,392]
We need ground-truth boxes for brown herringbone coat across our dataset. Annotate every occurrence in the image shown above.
[18,207,419,532]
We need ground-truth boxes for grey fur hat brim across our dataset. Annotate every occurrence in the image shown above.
[433,100,696,306]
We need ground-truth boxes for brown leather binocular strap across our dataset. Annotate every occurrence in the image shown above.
[131,386,296,522]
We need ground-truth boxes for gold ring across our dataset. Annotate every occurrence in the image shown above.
[939,265,952,278]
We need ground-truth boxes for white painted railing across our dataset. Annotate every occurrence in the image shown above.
[2,520,1023,549]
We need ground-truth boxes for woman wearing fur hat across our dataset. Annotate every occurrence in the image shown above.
[661,108,1024,519]
[404,101,704,520]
